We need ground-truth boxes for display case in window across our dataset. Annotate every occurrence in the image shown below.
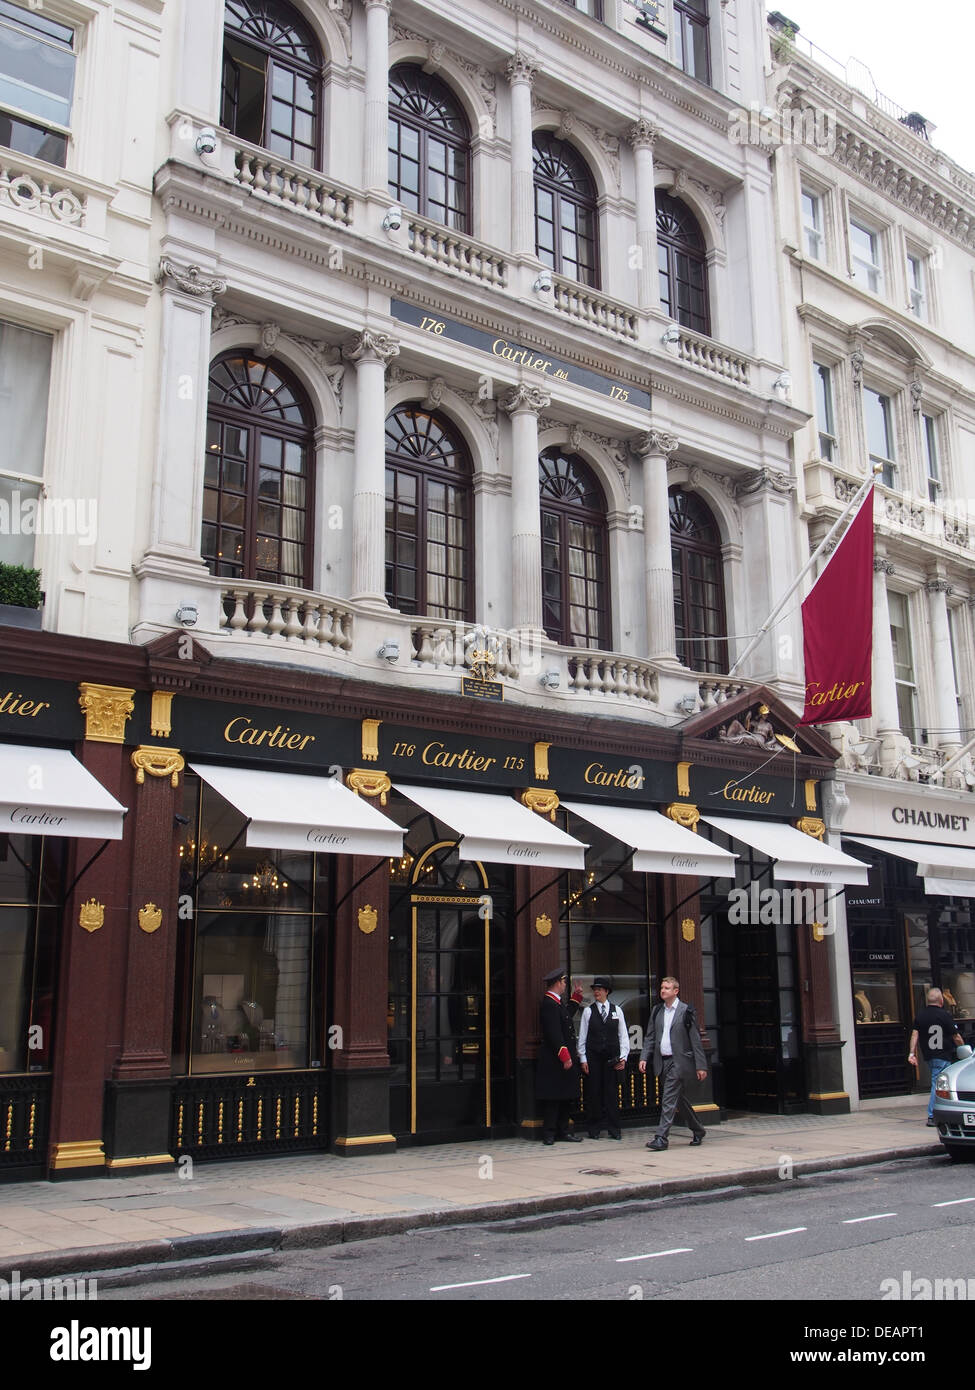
[853,971,900,1024]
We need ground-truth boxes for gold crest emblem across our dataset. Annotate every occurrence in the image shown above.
[812,921,827,942]
[535,913,552,938]
[358,904,378,935]
[681,917,696,942]
[79,898,105,933]
[138,902,162,934]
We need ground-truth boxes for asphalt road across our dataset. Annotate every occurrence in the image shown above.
[95,1155,974,1304]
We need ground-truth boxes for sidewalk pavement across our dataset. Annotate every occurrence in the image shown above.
[0,1098,941,1278]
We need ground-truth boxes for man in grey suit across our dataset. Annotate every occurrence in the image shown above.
[639,975,707,1150]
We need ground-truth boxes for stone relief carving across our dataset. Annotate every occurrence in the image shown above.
[735,468,795,499]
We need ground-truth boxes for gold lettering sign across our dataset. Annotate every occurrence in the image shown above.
[535,913,552,937]
[0,690,52,719]
[583,761,644,790]
[358,904,378,935]
[138,902,162,934]
[79,898,104,933]
[224,715,317,751]
[721,781,774,805]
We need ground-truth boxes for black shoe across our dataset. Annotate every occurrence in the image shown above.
[543,1136,555,1145]
[558,1133,584,1143]
[646,1137,668,1151]
[608,1130,622,1140]
[588,1131,601,1140]
[926,1117,936,1127]
[690,1131,705,1146]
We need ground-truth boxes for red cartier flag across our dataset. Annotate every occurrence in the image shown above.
[799,485,874,725]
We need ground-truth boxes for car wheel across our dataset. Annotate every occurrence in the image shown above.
[944,1144,974,1163]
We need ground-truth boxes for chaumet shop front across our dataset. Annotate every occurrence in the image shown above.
[0,632,859,1177]
[838,776,975,1100]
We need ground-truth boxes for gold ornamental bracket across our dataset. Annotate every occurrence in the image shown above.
[346,769,391,805]
[520,787,559,821]
[533,742,551,782]
[796,816,825,841]
[676,761,692,798]
[804,779,819,814]
[138,903,162,934]
[132,745,185,787]
[665,802,700,832]
[79,898,104,933]
[361,719,382,763]
[78,683,134,744]
[150,691,174,739]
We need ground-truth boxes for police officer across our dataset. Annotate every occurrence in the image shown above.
[578,976,629,1139]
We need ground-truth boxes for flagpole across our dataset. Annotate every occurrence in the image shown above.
[726,466,880,678]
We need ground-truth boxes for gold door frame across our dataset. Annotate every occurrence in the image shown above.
[408,841,491,1135]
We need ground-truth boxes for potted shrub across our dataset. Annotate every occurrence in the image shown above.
[0,564,44,629]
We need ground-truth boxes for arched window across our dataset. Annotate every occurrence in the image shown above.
[540,448,609,649]
[221,0,324,168]
[388,65,470,231]
[656,192,710,335]
[385,405,472,621]
[670,487,727,673]
[533,132,599,287]
[204,353,314,587]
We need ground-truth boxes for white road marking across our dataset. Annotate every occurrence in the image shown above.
[842,1213,896,1224]
[933,1196,975,1207]
[745,1227,807,1242]
[616,1248,693,1263]
[429,1273,532,1292]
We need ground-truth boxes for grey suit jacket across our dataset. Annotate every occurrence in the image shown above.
[639,998,706,1082]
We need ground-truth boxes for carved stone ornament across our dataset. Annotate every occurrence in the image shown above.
[79,898,104,933]
[131,745,185,788]
[850,348,864,387]
[926,578,952,595]
[796,816,826,841]
[156,258,227,300]
[665,803,700,832]
[358,904,379,935]
[78,683,134,744]
[260,322,280,356]
[521,787,559,822]
[557,112,575,142]
[628,118,659,150]
[138,903,162,935]
[502,384,551,416]
[681,917,696,943]
[342,330,400,368]
[735,467,794,498]
[345,769,391,805]
[423,376,447,410]
[535,912,553,937]
[874,557,895,575]
[505,51,537,86]
[631,430,678,459]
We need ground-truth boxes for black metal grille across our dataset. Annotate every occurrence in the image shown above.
[0,1075,50,1170]
[172,1072,328,1159]
[572,1058,659,1120]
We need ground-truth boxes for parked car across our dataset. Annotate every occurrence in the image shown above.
[933,1047,975,1161]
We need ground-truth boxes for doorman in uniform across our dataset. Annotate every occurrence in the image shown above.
[578,976,629,1139]
[536,967,583,1144]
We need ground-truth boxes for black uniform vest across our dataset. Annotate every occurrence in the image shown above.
[587,1002,620,1058]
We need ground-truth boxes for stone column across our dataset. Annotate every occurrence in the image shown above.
[363,0,392,194]
[503,385,550,631]
[927,577,961,747]
[627,118,660,311]
[505,51,537,258]
[633,430,679,662]
[342,330,400,605]
[872,557,900,736]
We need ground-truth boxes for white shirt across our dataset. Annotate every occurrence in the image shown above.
[660,999,679,1056]
[577,998,629,1064]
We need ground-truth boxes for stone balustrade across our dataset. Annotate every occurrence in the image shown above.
[552,277,638,339]
[407,218,508,287]
[220,586,353,650]
[233,146,353,227]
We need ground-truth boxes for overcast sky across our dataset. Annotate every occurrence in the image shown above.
[772,0,975,172]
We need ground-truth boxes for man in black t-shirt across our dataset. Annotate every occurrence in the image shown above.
[908,987,964,1126]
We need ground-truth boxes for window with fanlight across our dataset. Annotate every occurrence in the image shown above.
[388,65,470,231]
[540,448,609,650]
[670,487,727,673]
[656,192,710,335]
[203,353,314,588]
[385,405,472,622]
[533,131,599,287]
[221,0,324,168]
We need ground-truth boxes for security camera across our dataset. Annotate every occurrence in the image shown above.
[675,693,698,714]
[382,206,403,232]
[377,639,400,662]
[538,669,560,690]
[195,127,217,156]
[532,269,553,293]
[661,325,681,345]
[173,812,190,827]
[176,602,198,627]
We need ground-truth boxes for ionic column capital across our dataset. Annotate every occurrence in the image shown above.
[927,577,953,596]
[874,557,895,576]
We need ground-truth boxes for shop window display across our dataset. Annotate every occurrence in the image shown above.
[852,970,900,1024]
[0,834,60,1073]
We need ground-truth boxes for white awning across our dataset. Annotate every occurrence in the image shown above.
[0,743,126,840]
[701,815,870,885]
[846,835,975,897]
[190,763,404,857]
[396,783,587,868]
[562,802,737,878]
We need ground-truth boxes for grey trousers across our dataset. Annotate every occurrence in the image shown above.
[655,1056,705,1139]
